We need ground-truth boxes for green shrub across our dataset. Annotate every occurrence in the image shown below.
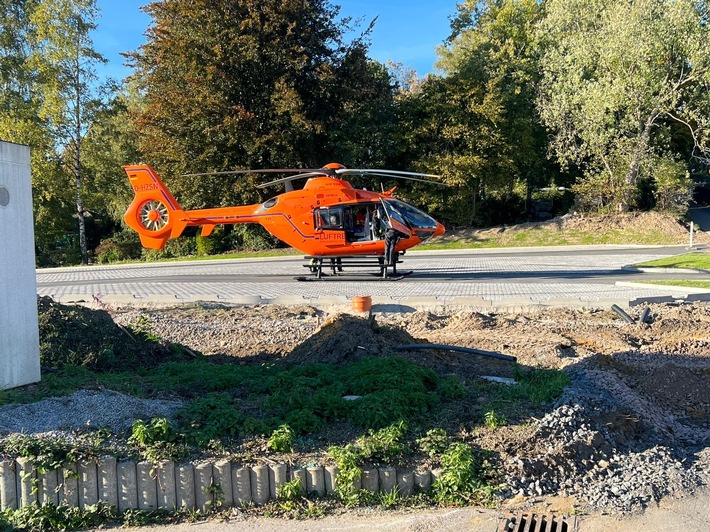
[128,418,188,462]
[432,443,498,506]
[267,424,295,452]
[94,229,142,263]
[417,428,449,459]
[483,410,507,429]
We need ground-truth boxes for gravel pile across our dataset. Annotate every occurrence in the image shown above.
[505,368,709,513]
[0,389,182,435]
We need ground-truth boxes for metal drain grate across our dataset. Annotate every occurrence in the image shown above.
[497,512,579,532]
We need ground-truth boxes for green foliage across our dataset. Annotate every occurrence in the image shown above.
[511,366,570,404]
[177,393,243,445]
[483,410,507,429]
[652,158,693,214]
[538,0,710,212]
[267,424,295,453]
[436,376,467,400]
[142,236,197,260]
[328,422,408,504]
[128,418,188,462]
[276,478,303,502]
[327,444,362,503]
[399,0,551,225]
[417,428,450,460]
[432,443,498,506]
[0,434,92,475]
[355,421,408,463]
[130,0,390,210]
[95,228,143,263]
[3,502,117,531]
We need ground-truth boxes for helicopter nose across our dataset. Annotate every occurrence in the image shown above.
[435,221,445,236]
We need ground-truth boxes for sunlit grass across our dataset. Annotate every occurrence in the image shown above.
[634,253,710,270]
[419,227,681,251]
[640,280,710,289]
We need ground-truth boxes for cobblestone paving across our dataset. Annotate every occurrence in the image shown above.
[36,248,702,307]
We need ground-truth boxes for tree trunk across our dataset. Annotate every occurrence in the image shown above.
[622,113,656,211]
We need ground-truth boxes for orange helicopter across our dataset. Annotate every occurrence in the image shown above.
[122,163,446,278]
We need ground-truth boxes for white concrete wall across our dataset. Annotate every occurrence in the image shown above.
[0,141,40,389]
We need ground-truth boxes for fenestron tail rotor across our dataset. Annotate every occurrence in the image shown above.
[139,200,170,231]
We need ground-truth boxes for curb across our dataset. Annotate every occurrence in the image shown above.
[0,458,436,512]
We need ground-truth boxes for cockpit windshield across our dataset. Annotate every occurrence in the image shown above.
[382,199,438,230]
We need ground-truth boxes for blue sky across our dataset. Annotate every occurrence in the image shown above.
[92,0,460,83]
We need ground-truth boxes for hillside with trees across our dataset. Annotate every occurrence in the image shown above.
[1,0,709,266]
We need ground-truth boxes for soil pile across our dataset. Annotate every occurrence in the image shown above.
[286,314,426,365]
[38,296,189,371]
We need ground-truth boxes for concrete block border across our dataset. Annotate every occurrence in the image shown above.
[0,458,437,511]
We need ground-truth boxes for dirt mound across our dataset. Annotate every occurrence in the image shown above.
[286,314,424,365]
[38,296,189,371]
[439,211,710,245]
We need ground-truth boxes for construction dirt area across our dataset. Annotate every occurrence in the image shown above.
[106,301,710,518]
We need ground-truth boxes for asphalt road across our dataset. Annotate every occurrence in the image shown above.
[36,245,710,309]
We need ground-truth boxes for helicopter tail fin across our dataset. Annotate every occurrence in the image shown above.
[122,165,189,249]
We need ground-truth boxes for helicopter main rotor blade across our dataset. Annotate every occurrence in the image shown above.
[182,168,323,178]
[336,168,450,186]
[255,171,332,189]
[336,168,442,178]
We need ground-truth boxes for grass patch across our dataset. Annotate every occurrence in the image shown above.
[635,280,710,289]
[634,253,710,270]
[420,226,683,251]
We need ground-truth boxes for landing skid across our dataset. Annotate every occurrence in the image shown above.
[296,270,413,282]
[300,254,411,281]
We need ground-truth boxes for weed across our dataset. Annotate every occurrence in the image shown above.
[328,422,409,505]
[128,418,188,462]
[436,376,467,399]
[277,478,303,502]
[378,487,400,508]
[483,410,507,429]
[356,421,408,463]
[177,393,243,444]
[432,443,499,506]
[3,502,117,531]
[511,366,570,404]
[267,424,295,452]
[417,428,449,459]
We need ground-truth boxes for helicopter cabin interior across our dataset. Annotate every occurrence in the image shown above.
[314,203,388,242]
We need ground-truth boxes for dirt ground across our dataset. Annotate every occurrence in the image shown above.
[117,303,710,429]
[115,301,710,465]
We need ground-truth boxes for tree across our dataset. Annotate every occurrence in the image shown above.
[127,0,388,211]
[537,0,710,212]
[397,0,548,225]
[29,0,106,264]
[0,0,76,264]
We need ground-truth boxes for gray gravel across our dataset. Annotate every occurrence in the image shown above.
[0,389,182,435]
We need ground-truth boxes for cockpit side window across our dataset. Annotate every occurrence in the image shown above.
[314,207,343,230]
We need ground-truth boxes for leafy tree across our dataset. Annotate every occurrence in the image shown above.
[28,0,107,264]
[397,0,548,225]
[0,0,75,264]
[127,0,388,211]
[537,0,710,212]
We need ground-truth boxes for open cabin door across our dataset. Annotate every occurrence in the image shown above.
[379,198,412,238]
